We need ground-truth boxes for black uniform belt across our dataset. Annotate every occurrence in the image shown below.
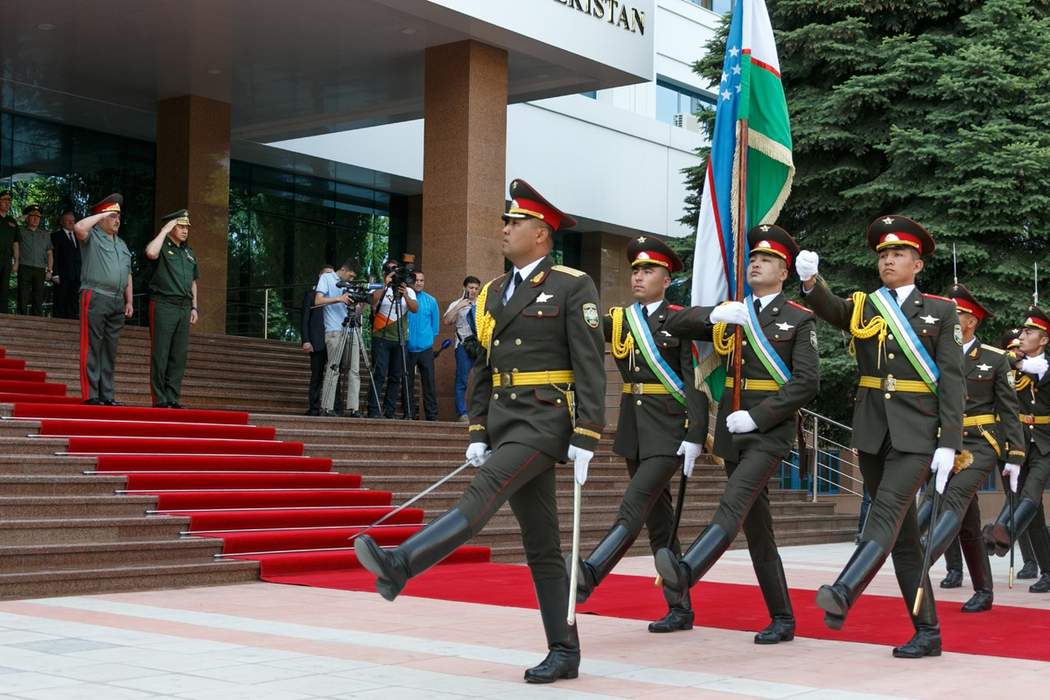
[491,370,574,388]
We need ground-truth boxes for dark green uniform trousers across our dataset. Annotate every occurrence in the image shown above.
[0,259,12,313]
[1017,448,1050,572]
[619,455,682,557]
[857,440,938,627]
[18,265,45,316]
[150,299,191,406]
[79,289,125,402]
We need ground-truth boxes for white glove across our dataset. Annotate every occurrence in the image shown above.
[676,441,703,478]
[1020,355,1049,379]
[710,301,749,326]
[1003,463,1021,493]
[930,447,956,494]
[726,410,758,434]
[796,250,819,282]
[465,442,491,467]
[567,445,594,486]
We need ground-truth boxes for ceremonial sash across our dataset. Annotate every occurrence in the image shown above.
[738,296,792,387]
[868,288,940,394]
[624,303,686,405]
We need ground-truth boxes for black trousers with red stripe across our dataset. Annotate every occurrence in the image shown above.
[79,289,125,402]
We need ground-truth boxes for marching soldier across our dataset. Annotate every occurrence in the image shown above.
[355,179,606,684]
[656,225,818,645]
[566,236,708,634]
[74,194,133,406]
[145,209,200,408]
[982,306,1050,593]
[915,284,1024,612]
[796,215,964,658]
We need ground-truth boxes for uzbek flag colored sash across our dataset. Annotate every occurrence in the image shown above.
[624,303,687,406]
[740,296,791,386]
[868,288,940,394]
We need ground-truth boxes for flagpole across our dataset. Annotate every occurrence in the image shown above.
[732,121,749,412]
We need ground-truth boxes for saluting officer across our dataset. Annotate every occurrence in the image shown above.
[657,225,818,645]
[982,306,1050,593]
[355,179,606,684]
[915,284,1024,613]
[566,236,708,634]
[74,194,133,406]
[145,209,199,408]
[796,216,964,658]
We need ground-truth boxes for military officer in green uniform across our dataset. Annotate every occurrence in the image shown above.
[656,225,819,645]
[796,215,964,658]
[982,306,1050,593]
[145,209,199,408]
[0,190,17,313]
[14,204,53,316]
[355,179,606,684]
[566,236,708,634]
[74,194,134,405]
[915,284,1025,613]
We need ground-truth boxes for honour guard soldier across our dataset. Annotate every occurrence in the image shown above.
[916,284,1024,612]
[566,236,708,633]
[145,209,200,408]
[982,306,1050,593]
[656,225,818,644]
[355,179,606,684]
[14,204,53,316]
[74,194,134,406]
[796,216,964,657]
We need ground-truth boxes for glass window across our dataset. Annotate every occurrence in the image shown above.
[655,80,717,126]
[683,0,732,13]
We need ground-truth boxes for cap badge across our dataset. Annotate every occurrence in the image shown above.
[882,217,894,225]
[758,240,771,248]
[637,236,646,243]
[760,225,771,232]
[885,233,900,242]
[638,251,651,260]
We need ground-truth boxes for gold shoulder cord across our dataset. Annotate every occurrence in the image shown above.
[609,307,634,359]
[1016,374,1033,392]
[848,291,888,366]
[712,322,734,357]
[475,281,496,362]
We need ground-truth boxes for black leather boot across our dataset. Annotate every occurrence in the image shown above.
[939,569,963,588]
[892,625,942,658]
[1030,572,1050,593]
[960,532,993,612]
[753,558,795,644]
[927,510,961,567]
[916,498,933,535]
[815,541,887,630]
[1017,560,1039,579]
[354,509,472,601]
[524,578,580,683]
[654,523,731,595]
[648,584,694,633]
[1019,530,1037,575]
[567,523,634,605]
[983,500,1033,557]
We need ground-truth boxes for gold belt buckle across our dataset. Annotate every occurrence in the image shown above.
[500,371,514,387]
[1022,414,1035,426]
[632,382,644,395]
[882,375,896,392]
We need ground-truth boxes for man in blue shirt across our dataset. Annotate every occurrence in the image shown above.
[406,270,440,420]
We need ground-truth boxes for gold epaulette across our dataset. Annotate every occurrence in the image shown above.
[551,264,585,278]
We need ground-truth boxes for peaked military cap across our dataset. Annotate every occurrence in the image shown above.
[22,204,42,216]
[627,235,683,273]
[1000,326,1023,351]
[866,215,934,257]
[1023,305,1050,334]
[502,179,576,231]
[92,193,123,215]
[946,283,992,323]
[748,224,800,268]
[161,208,191,226]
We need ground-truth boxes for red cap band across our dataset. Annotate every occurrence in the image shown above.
[632,250,672,268]
[506,197,563,231]
[876,231,922,252]
[751,238,793,267]
[1025,316,1050,334]
[954,299,986,322]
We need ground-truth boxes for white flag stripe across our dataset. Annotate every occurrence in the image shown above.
[742,0,780,73]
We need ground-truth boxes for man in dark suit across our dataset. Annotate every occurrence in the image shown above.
[50,209,81,319]
[301,265,342,416]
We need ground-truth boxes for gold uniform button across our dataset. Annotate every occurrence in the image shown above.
[493,393,500,400]
[888,352,896,360]
[537,310,544,316]
[884,393,892,400]
[510,393,517,400]
[888,334,895,341]
[556,399,562,404]
[515,339,522,346]
[742,340,748,346]
[634,366,641,372]
[636,400,642,406]
[494,339,500,346]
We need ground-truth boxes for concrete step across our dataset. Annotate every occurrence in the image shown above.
[0,516,188,546]
[0,475,126,496]
[0,538,224,572]
[0,495,156,518]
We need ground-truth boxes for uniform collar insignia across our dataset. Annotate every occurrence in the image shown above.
[530,270,547,286]
[920,314,939,324]
[536,292,554,303]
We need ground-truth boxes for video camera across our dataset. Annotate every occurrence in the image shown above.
[384,253,417,291]
[336,279,380,304]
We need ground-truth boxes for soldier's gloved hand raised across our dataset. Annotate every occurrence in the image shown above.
[465,442,491,467]
[567,445,593,486]
[710,301,749,326]
[1020,355,1049,379]
[726,410,758,434]
[676,441,703,478]
[1003,463,1021,493]
[795,250,819,282]
[930,447,956,494]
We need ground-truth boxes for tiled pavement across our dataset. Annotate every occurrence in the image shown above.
[0,543,1047,699]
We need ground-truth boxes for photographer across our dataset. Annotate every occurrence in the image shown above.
[368,259,418,419]
[314,260,363,417]
[443,275,481,421]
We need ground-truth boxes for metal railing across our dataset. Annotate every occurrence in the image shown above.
[776,408,864,501]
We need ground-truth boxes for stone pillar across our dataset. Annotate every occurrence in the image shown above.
[154,95,231,334]
[421,40,508,419]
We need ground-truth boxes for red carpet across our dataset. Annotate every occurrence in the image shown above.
[235,544,491,577]
[1,343,489,582]
[281,561,1050,663]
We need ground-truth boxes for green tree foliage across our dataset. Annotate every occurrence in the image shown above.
[679,0,1050,422]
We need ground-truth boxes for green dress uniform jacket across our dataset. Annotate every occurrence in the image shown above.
[804,279,964,455]
[469,256,606,459]
[606,302,709,461]
[1016,363,1050,456]
[664,294,820,461]
[963,342,1025,462]
[149,238,199,300]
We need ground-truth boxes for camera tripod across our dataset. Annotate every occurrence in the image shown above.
[385,285,416,421]
[321,306,381,415]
